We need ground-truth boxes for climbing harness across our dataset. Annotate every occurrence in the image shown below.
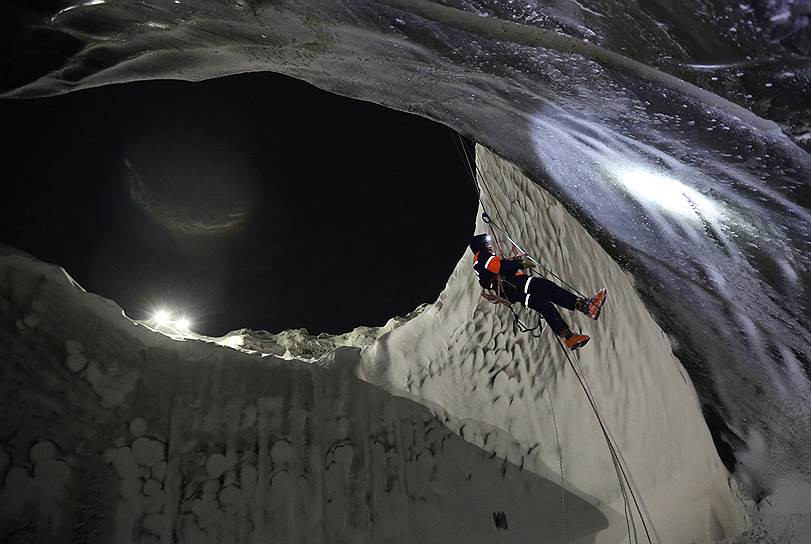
[452,129,658,544]
[454,133,544,335]
[484,275,546,337]
[482,212,587,300]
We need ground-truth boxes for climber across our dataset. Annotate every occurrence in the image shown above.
[470,233,606,350]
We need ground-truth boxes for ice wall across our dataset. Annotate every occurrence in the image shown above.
[0,146,746,542]
[0,247,606,543]
[359,145,746,542]
[5,7,809,510]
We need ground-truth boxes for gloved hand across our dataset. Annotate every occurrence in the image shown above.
[520,256,536,270]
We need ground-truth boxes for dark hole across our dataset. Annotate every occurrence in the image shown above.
[493,510,509,530]
[0,1,85,93]
[0,71,478,336]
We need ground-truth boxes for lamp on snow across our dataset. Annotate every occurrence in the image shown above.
[150,309,193,332]
[153,309,171,326]
[176,317,191,330]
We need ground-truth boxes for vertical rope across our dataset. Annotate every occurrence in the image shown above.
[454,131,509,256]
[452,128,656,543]
[555,337,656,544]
[547,389,566,544]
[484,219,588,299]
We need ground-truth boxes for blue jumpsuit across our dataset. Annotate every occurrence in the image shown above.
[472,250,578,335]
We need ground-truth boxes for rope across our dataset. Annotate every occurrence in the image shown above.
[547,388,566,544]
[554,337,656,544]
[452,130,481,199]
[481,276,546,337]
[454,131,510,256]
[453,128,656,542]
[454,129,553,338]
[452,128,586,298]
[454,130,543,335]
[483,215,588,300]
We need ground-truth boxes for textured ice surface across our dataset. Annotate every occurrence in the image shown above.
[0,247,608,543]
[360,146,747,542]
[4,0,811,540]
[0,147,747,543]
[4,3,809,498]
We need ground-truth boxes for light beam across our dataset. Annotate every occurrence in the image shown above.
[153,309,171,326]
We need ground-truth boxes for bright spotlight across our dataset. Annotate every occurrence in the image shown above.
[153,309,171,326]
[176,317,191,330]
[613,167,719,219]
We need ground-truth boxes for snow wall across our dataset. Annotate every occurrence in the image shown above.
[0,145,744,543]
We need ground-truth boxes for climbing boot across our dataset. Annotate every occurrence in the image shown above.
[577,288,607,320]
[561,330,590,351]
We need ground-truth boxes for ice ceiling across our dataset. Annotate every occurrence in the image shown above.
[5,0,811,526]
